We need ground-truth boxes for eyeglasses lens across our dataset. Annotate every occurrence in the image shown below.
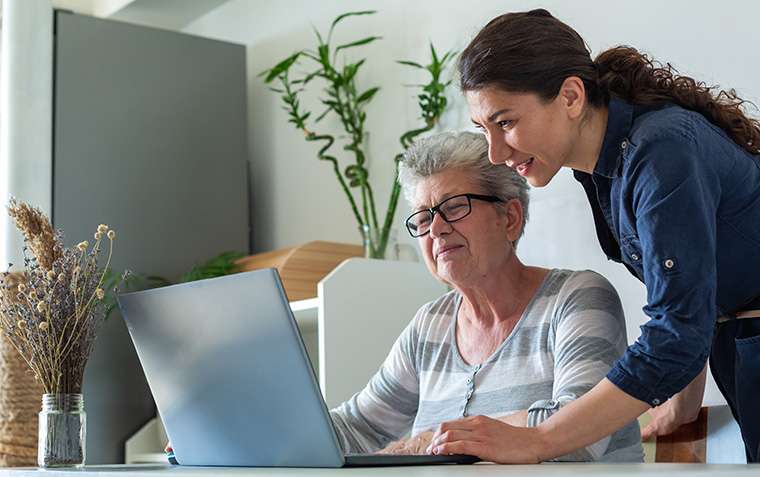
[406,195,472,237]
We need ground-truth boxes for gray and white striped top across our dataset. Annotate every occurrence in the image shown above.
[330,269,644,462]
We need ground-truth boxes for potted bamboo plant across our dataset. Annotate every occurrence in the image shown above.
[260,11,455,258]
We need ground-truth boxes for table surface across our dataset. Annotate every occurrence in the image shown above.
[0,463,758,476]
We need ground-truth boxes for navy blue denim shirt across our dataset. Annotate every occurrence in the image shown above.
[573,97,760,406]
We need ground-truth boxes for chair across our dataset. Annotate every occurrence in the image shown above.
[652,407,708,462]
[640,406,746,463]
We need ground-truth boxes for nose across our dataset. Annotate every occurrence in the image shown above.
[487,135,513,165]
[428,211,452,238]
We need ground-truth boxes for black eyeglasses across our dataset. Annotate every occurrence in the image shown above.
[405,193,504,237]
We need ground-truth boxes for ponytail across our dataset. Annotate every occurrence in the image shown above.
[595,46,760,154]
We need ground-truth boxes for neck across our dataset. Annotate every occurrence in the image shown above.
[456,260,548,328]
[454,262,549,365]
[567,104,609,174]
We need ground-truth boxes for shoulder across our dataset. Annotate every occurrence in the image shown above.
[409,289,459,336]
[629,103,710,142]
[540,269,623,320]
[624,103,735,170]
[539,269,617,297]
[616,104,730,194]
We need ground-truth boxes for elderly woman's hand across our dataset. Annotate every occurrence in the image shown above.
[378,431,435,454]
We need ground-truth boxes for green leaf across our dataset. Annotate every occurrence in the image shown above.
[397,60,423,69]
[259,53,301,83]
[357,87,379,103]
[300,51,321,63]
[335,36,382,54]
[301,68,318,80]
[429,42,439,64]
[315,106,333,122]
[329,10,376,36]
[343,63,359,81]
[179,251,245,284]
[146,275,173,288]
[317,44,330,66]
[440,49,455,64]
[312,22,324,45]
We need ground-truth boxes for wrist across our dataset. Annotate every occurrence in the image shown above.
[670,400,701,424]
[526,424,551,463]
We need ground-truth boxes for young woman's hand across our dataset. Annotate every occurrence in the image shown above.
[426,415,542,464]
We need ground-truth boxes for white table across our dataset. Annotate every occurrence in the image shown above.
[1,463,758,476]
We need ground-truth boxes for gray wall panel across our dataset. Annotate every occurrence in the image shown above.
[53,10,249,464]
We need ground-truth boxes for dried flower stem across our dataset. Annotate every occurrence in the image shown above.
[0,199,117,394]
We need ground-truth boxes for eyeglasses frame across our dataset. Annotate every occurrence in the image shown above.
[404,193,504,237]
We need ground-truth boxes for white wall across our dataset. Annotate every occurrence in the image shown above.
[176,0,760,405]
[0,0,53,268]
[182,0,760,404]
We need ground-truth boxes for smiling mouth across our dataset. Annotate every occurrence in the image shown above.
[516,158,533,173]
[436,244,462,258]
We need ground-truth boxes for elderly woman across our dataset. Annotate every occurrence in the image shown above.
[328,131,643,462]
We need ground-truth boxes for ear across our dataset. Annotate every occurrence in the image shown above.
[503,198,523,243]
[558,76,586,120]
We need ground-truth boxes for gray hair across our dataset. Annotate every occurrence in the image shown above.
[398,131,530,246]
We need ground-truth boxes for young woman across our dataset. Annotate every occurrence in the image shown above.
[425,9,760,463]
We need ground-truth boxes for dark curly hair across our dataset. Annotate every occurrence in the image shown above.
[459,9,760,154]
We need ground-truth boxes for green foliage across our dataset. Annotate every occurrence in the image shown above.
[397,43,456,147]
[103,251,245,319]
[177,251,245,283]
[259,11,455,257]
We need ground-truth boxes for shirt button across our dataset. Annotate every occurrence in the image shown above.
[631,253,639,260]
[621,140,628,149]
[665,259,674,269]
[652,398,661,406]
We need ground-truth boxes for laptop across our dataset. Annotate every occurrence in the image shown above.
[118,268,480,467]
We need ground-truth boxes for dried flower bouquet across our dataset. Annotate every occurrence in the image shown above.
[0,198,120,395]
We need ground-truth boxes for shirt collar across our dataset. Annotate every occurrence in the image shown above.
[593,97,634,179]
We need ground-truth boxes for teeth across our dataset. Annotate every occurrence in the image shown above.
[517,158,533,172]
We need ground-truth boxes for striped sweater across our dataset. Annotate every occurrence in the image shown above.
[330,269,644,462]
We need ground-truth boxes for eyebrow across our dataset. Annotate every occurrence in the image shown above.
[487,108,512,122]
[414,192,457,211]
[471,108,512,125]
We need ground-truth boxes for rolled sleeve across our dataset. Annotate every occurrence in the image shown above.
[527,398,610,461]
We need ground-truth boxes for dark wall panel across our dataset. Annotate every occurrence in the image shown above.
[53,10,249,464]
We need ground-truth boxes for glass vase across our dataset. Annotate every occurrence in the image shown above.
[359,226,417,261]
[360,225,397,259]
[38,393,86,468]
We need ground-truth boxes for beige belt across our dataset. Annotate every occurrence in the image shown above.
[716,310,760,324]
